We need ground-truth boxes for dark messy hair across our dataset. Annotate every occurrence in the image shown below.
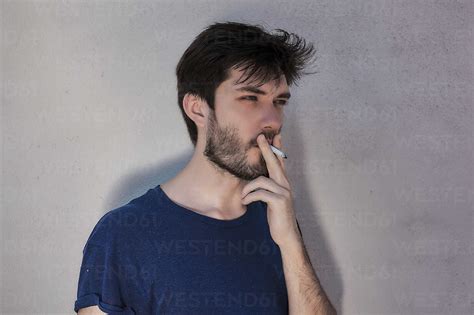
[176,21,318,147]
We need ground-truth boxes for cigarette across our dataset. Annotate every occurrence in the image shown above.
[270,144,288,159]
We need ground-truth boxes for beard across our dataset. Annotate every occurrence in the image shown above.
[203,109,269,181]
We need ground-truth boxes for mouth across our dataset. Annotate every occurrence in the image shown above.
[251,135,274,148]
[252,138,273,146]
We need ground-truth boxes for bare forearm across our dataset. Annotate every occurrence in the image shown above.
[280,235,336,315]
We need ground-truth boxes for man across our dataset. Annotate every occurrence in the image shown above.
[75,21,336,314]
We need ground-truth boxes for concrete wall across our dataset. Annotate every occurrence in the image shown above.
[2,0,472,313]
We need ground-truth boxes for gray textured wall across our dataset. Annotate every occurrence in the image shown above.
[2,0,472,314]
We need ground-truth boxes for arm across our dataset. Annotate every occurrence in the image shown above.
[279,233,337,315]
[78,306,106,315]
[242,136,336,314]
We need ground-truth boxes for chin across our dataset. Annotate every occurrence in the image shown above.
[250,146,262,155]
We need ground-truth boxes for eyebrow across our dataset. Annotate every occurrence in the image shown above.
[235,85,291,99]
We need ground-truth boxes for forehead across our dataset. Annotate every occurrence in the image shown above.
[226,67,288,91]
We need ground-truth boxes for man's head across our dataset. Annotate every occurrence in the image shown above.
[175,21,317,180]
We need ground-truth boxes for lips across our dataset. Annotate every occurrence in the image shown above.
[253,138,273,146]
[253,135,273,146]
[253,140,272,146]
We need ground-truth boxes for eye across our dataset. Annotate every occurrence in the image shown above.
[240,96,288,106]
[274,100,288,106]
[241,95,258,101]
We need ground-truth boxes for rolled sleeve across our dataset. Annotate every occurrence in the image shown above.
[74,208,136,314]
[74,241,134,314]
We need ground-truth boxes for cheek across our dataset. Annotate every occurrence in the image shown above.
[234,120,254,144]
[219,103,256,145]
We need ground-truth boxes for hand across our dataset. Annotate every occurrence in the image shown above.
[241,133,301,248]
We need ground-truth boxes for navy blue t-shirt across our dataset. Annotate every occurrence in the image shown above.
[74,184,290,314]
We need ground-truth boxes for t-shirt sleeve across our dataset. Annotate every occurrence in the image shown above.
[74,213,135,314]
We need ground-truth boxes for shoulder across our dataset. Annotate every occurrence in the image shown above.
[83,187,161,249]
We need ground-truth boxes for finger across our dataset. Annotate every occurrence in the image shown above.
[257,134,285,182]
[272,133,286,172]
[241,188,282,206]
[241,176,288,200]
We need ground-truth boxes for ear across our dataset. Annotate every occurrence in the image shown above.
[183,93,209,128]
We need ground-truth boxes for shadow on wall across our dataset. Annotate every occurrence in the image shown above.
[283,121,343,312]
[102,124,343,312]
[106,150,193,209]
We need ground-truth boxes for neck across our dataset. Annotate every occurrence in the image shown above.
[160,141,250,219]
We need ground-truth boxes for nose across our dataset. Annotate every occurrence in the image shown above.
[259,102,283,139]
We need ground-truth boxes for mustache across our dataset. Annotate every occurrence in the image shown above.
[250,132,278,146]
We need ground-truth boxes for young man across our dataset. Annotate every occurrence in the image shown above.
[74,21,336,314]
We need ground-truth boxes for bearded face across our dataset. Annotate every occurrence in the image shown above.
[203,109,271,181]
